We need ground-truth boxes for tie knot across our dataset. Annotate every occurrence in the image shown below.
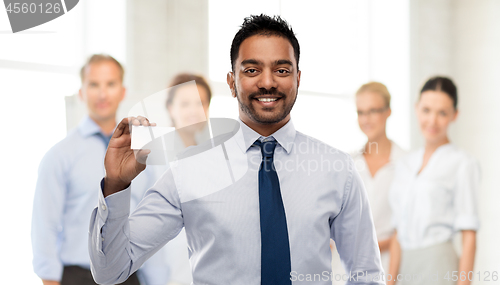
[253,137,277,159]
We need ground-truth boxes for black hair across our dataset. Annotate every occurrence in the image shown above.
[230,14,300,71]
[420,76,458,109]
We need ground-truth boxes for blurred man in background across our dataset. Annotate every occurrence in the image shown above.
[31,54,169,285]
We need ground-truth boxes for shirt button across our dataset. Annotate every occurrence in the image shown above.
[101,204,107,211]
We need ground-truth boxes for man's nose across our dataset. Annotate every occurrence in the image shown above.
[257,69,277,90]
[97,87,108,99]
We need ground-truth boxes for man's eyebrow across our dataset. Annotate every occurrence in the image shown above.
[241,59,263,66]
[240,59,293,67]
[275,59,293,66]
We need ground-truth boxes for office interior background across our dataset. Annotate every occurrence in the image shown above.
[0,0,498,283]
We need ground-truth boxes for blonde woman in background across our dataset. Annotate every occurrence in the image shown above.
[388,76,479,285]
[331,82,405,283]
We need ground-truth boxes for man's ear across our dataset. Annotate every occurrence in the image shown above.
[297,70,301,89]
[227,71,236,98]
[120,86,126,102]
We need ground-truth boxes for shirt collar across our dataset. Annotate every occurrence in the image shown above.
[77,115,115,139]
[235,117,296,154]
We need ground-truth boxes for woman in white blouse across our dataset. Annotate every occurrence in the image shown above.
[388,76,480,285]
[331,82,405,282]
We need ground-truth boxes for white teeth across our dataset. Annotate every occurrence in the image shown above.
[257,98,278,102]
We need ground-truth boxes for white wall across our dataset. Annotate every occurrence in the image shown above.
[120,0,209,121]
[451,0,500,279]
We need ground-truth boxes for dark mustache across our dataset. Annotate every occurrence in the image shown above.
[249,88,286,98]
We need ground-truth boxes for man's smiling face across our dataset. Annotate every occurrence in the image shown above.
[228,34,301,127]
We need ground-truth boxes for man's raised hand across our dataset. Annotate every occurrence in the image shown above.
[103,116,156,197]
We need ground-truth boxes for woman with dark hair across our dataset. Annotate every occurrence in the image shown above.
[388,76,480,285]
[162,73,212,285]
[166,73,212,147]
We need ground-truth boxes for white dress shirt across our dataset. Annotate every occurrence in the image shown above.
[389,143,480,250]
[88,117,384,285]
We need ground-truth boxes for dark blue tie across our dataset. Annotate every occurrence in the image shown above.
[253,137,292,285]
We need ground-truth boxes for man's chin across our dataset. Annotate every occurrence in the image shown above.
[251,113,286,125]
[91,111,116,122]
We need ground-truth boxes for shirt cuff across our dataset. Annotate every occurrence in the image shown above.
[98,178,131,220]
[33,259,63,282]
[454,215,480,231]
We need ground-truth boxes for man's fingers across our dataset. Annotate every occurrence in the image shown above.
[129,116,155,126]
[137,115,152,126]
[113,116,157,138]
[130,117,142,126]
[112,117,131,138]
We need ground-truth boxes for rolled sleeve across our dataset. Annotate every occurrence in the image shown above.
[331,157,385,284]
[453,157,481,231]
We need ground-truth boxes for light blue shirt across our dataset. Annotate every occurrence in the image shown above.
[89,117,384,285]
[31,116,169,284]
